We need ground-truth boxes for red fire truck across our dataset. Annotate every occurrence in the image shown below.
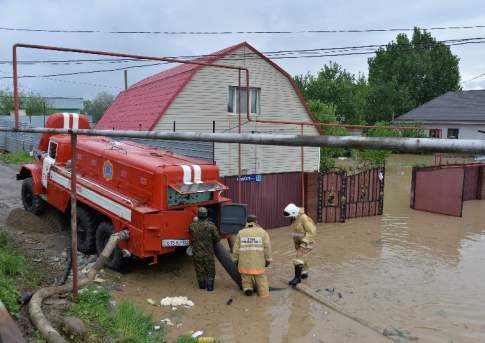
[16,113,246,270]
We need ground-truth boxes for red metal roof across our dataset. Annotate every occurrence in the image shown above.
[96,42,317,131]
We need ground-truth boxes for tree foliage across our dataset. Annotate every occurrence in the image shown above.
[295,62,368,124]
[83,92,115,122]
[0,88,53,115]
[296,28,460,125]
[367,28,460,122]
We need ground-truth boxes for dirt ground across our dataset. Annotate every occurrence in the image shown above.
[2,154,485,342]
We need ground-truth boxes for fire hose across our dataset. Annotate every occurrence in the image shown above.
[28,230,130,343]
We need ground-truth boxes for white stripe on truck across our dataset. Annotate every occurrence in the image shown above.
[192,165,202,183]
[181,165,192,184]
[71,113,79,129]
[50,171,132,221]
[62,113,69,129]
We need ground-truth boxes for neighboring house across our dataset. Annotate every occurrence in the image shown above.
[96,42,320,176]
[45,97,84,114]
[395,90,485,140]
[8,97,83,117]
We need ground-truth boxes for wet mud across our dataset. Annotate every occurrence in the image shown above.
[115,154,485,342]
[3,155,485,342]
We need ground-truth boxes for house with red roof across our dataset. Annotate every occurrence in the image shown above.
[96,42,320,176]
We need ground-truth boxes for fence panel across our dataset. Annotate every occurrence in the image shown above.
[223,172,302,229]
[411,166,464,216]
[320,171,345,223]
[463,165,480,201]
[345,166,385,220]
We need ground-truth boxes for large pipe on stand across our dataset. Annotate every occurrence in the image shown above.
[2,127,485,155]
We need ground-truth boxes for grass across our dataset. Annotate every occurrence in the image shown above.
[69,286,166,342]
[0,231,45,316]
[0,151,34,164]
[0,231,27,314]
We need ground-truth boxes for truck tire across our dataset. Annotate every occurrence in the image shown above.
[76,207,99,254]
[21,177,46,215]
[95,221,125,271]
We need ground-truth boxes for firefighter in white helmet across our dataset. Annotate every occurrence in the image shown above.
[232,214,272,298]
[284,203,317,286]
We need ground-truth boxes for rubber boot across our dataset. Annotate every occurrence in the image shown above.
[206,278,215,292]
[198,279,206,290]
[289,265,303,286]
[301,271,309,280]
[244,289,254,296]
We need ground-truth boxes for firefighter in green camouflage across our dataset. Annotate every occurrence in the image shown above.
[189,207,221,291]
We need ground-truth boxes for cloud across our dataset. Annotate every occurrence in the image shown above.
[0,0,484,98]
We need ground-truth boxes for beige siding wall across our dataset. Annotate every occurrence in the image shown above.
[154,46,320,176]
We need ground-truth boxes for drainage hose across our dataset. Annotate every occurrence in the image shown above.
[214,241,242,289]
[29,230,130,343]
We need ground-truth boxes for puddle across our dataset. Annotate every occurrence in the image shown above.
[116,154,485,342]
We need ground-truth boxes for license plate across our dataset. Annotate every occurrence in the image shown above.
[162,239,190,247]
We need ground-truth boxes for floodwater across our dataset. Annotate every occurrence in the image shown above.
[114,154,485,343]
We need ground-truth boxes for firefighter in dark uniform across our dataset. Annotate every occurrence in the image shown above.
[189,207,221,291]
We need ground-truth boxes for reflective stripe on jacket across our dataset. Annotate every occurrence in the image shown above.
[232,223,272,275]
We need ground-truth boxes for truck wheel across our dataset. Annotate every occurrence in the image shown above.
[76,207,99,254]
[95,222,125,271]
[21,177,46,215]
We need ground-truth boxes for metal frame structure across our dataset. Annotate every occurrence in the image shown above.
[7,43,485,300]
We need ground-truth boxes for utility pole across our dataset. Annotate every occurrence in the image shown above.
[124,70,128,90]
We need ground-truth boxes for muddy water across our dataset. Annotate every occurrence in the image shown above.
[115,154,485,343]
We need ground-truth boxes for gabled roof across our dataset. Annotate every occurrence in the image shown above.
[96,42,316,130]
[396,90,485,122]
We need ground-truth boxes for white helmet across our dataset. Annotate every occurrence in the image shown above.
[284,203,300,218]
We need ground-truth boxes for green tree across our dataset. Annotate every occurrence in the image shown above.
[0,88,52,115]
[307,99,350,171]
[83,92,115,122]
[295,62,368,124]
[367,28,460,122]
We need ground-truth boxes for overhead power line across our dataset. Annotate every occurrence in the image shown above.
[1,36,484,66]
[1,36,484,80]
[1,24,485,35]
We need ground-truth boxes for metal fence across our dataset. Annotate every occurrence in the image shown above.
[411,163,485,217]
[223,172,302,229]
[305,166,385,224]
[0,116,214,161]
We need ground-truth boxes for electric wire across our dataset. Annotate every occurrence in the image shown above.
[1,24,485,35]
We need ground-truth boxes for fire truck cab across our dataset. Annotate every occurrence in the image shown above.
[17,113,246,269]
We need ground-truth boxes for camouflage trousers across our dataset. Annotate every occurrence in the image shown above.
[241,273,269,298]
[193,254,216,282]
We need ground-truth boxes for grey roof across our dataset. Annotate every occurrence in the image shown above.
[395,90,485,122]
[44,97,83,110]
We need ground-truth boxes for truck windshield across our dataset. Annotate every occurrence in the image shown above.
[167,181,227,207]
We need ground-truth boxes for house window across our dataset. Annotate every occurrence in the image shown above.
[447,128,459,139]
[429,129,441,138]
[228,86,260,114]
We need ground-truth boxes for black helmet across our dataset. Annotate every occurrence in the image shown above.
[197,207,208,219]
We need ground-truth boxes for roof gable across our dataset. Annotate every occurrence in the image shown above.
[396,90,485,122]
[96,42,316,130]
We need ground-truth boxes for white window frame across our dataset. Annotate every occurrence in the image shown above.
[48,141,58,160]
[227,86,260,115]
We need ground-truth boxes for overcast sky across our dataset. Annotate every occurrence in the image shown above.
[1,0,484,100]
